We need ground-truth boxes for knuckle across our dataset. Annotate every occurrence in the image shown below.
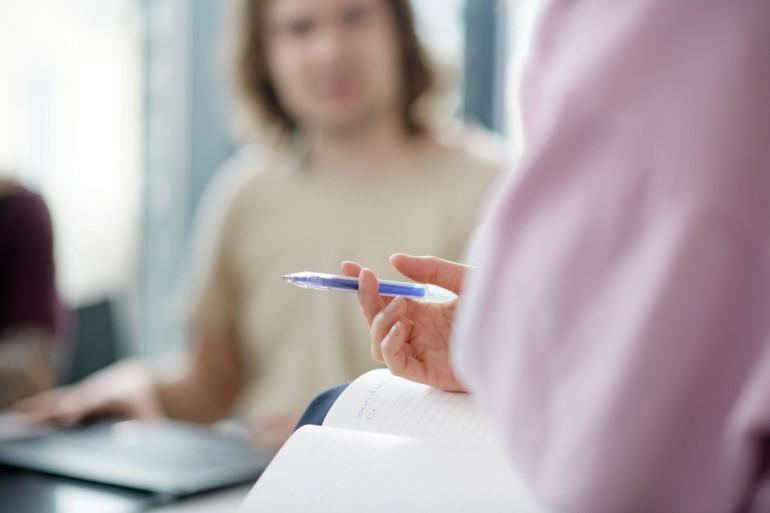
[372,310,385,327]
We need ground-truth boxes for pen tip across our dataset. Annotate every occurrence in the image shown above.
[281,274,292,282]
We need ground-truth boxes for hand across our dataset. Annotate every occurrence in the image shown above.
[341,254,469,392]
[15,360,163,427]
[0,331,55,409]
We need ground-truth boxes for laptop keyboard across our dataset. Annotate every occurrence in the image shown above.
[0,419,273,495]
[47,421,250,469]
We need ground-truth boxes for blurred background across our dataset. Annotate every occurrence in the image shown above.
[0,0,540,379]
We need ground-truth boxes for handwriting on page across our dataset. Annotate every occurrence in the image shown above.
[354,381,386,422]
[350,377,502,451]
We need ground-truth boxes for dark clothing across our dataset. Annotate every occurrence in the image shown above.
[0,184,62,337]
[294,385,348,430]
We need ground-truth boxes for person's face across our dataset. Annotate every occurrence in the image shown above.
[264,0,403,134]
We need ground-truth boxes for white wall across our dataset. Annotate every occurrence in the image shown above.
[0,0,142,306]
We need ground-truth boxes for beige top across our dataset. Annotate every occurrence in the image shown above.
[188,130,502,420]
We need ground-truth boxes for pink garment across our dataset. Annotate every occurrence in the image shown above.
[453,1,770,512]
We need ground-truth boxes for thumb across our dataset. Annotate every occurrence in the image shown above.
[390,254,468,294]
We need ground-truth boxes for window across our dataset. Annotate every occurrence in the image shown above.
[411,0,467,115]
[0,0,142,306]
[505,0,542,159]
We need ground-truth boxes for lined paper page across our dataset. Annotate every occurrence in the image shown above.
[238,426,548,513]
[324,369,503,452]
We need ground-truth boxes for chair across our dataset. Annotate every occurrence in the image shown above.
[59,299,124,385]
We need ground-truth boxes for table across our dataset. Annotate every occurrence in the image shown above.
[148,485,252,513]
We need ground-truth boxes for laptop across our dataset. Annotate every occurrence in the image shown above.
[0,418,273,509]
[0,466,160,513]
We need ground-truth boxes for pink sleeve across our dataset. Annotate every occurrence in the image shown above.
[453,1,770,511]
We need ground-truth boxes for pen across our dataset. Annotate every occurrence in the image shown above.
[281,272,456,304]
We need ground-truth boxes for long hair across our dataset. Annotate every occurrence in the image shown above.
[229,0,437,138]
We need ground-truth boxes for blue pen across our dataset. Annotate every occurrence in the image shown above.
[281,272,456,304]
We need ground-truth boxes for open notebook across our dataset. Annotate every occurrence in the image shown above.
[239,368,549,513]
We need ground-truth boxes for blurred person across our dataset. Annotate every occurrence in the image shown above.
[343,1,770,512]
[0,178,61,408]
[17,0,502,448]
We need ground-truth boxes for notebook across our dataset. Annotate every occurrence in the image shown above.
[238,369,549,513]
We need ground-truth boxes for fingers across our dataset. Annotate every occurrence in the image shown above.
[341,261,388,324]
[14,390,55,415]
[15,389,63,421]
[358,268,387,361]
[381,321,408,372]
[16,383,123,427]
[340,261,362,277]
[370,296,408,362]
[380,320,427,386]
[15,388,88,427]
[342,262,407,364]
[345,256,467,294]
[357,268,386,325]
[49,393,91,427]
[390,254,468,294]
